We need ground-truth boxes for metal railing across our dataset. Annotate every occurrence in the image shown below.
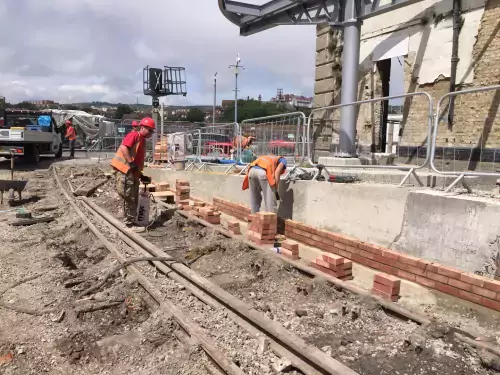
[193,123,239,172]
[237,112,307,176]
[154,129,202,170]
[430,84,500,192]
[305,92,434,186]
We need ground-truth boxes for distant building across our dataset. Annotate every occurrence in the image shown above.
[28,100,59,107]
[270,94,313,109]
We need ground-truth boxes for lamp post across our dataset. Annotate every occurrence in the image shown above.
[213,72,217,125]
[229,53,244,125]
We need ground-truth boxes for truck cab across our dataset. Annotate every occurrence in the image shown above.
[0,109,63,163]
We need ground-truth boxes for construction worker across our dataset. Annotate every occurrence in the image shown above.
[232,135,256,163]
[242,155,287,214]
[65,119,77,158]
[131,120,139,132]
[111,117,155,229]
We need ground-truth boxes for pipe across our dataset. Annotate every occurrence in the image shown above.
[448,0,462,129]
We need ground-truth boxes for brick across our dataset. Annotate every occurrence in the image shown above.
[458,290,483,305]
[371,288,400,302]
[309,263,353,280]
[322,254,345,266]
[282,240,299,252]
[175,179,190,186]
[199,207,215,216]
[358,249,375,260]
[281,248,299,260]
[435,282,459,297]
[361,243,385,256]
[484,279,500,293]
[471,285,497,299]
[382,249,400,261]
[333,242,346,251]
[373,281,400,296]
[155,182,170,192]
[397,269,416,281]
[481,297,500,311]
[399,254,428,270]
[337,235,359,247]
[459,273,485,287]
[256,212,277,222]
[448,278,472,292]
[230,228,241,235]
[397,262,426,276]
[437,266,463,280]
[227,219,239,227]
[426,271,449,284]
[374,274,401,288]
[415,276,436,289]
[426,263,440,273]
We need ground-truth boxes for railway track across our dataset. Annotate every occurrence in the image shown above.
[52,167,359,375]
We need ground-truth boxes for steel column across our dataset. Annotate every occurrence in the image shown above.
[337,0,361,157]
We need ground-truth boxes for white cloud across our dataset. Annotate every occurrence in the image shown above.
[0,0,316,105]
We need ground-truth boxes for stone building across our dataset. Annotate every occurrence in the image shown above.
[314,0,499,167]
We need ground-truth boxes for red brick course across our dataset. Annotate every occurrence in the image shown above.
[200,196,500,312]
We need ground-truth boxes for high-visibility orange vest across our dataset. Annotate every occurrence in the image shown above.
[110,139,142,176]
[65,126,77,141]
[242,155,284,190]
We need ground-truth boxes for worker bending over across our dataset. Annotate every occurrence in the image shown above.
[111,117,155,229]
[242,155,287,214]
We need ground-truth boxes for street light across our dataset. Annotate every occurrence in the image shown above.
[213,72,217,125]
[229,53,245,125]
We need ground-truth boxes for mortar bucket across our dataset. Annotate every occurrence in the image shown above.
[174,160,186,171]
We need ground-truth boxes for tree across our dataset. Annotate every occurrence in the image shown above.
[14,101,37,110]
[186,107,205,123]
[221,100,293,123]
[115,104,133,119]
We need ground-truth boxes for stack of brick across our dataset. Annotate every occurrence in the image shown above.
[198,207,221,225]
[247,212,277,246]
[175,180,190,204]
[310,254,353,281]
[189,201,205,215]
[227,219,241,235]
[372,273,401,302]
[154,182,170,192]
[153,138,168,161]
[280,240,299,260]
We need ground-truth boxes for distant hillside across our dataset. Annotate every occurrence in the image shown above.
[72,101,213,111]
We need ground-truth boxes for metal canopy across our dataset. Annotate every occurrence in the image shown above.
[219,0,424,35]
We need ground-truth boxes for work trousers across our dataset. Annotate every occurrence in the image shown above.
[249,168,277,214]
[69,139,76,158]
[115,171,140,223]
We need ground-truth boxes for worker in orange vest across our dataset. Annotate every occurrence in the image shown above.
[111,117,155,229]
[242,155,287,214]
[64,119,77,158]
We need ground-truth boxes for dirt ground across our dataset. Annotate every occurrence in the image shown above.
[1,161,500,375]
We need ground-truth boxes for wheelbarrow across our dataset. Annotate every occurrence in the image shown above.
[0,180,28,205]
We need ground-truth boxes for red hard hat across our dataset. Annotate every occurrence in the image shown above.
[131,120,139,127]
[139,117,155,130]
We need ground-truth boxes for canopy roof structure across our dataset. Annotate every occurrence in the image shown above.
[218,0,424,36]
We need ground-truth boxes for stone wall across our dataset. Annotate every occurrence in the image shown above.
[313,0,500,160]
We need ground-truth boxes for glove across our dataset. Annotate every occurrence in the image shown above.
[128,161,139,173]
[140,175,152,184]
[275,191,281,201]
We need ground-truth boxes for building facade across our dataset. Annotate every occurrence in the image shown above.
[314,0,500,165]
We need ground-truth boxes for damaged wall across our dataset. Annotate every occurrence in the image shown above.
[314,0,500,158]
